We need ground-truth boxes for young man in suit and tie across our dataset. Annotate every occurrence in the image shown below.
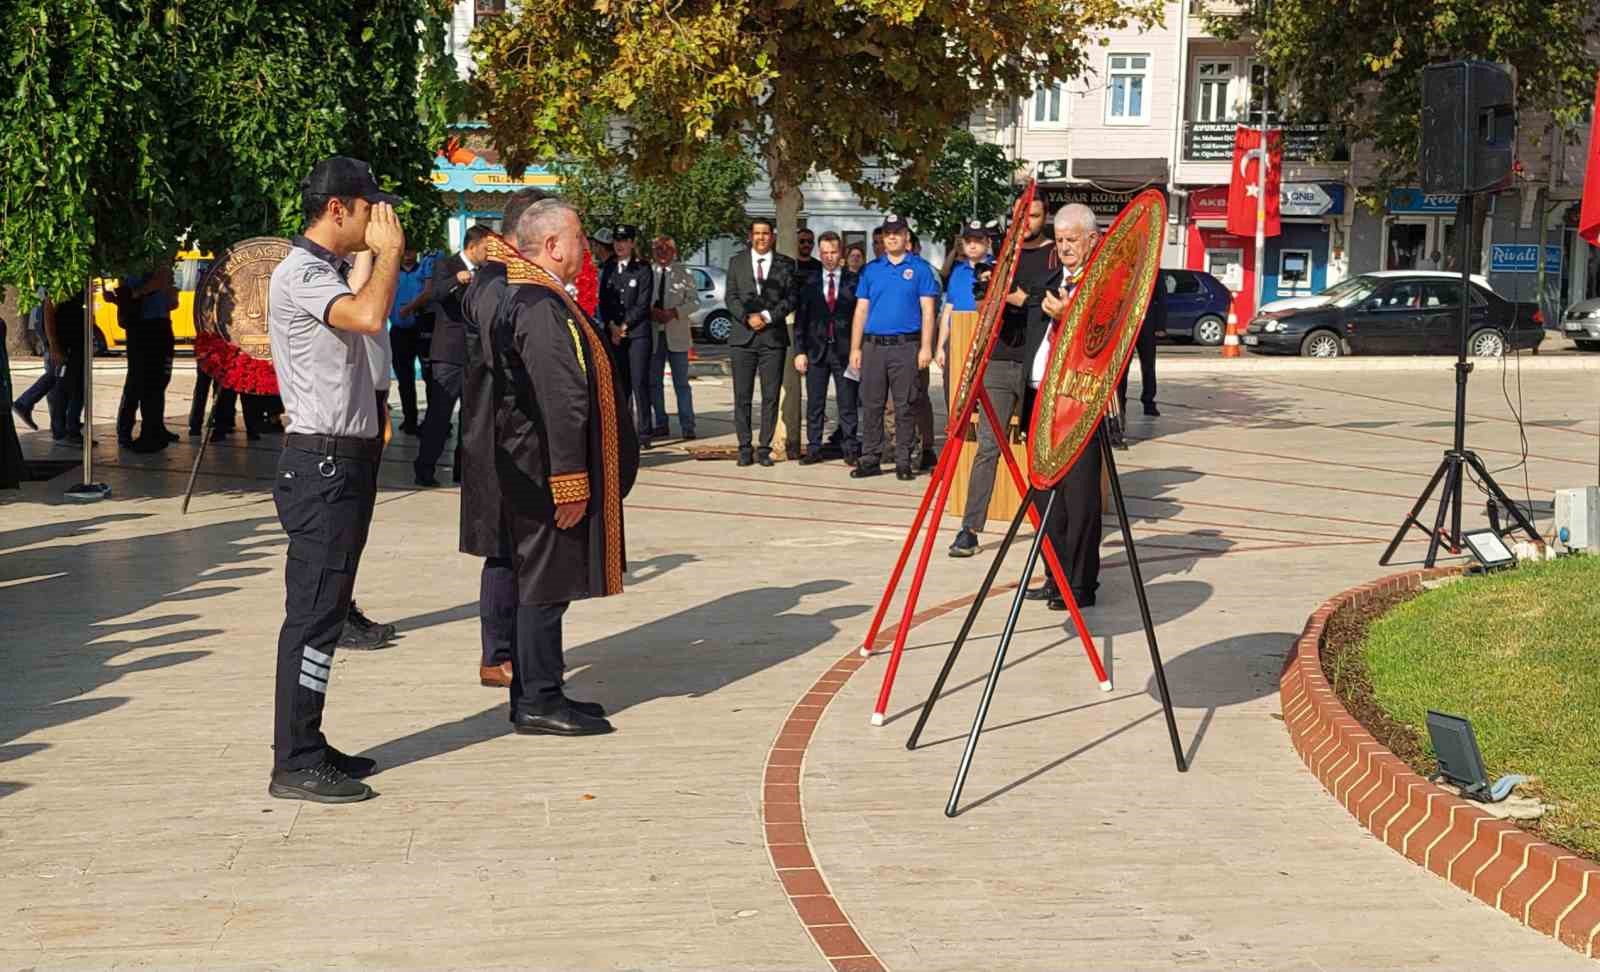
[793,231,859,465]
[724,218,797,467]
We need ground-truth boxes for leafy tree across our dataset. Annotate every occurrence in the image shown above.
[1,0,457,311]
[470,0,1159,249]
[554,133,758,254]
[1213,0,1599,198]
[887,130,1018,247]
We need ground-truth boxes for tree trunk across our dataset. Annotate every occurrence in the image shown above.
[766,101,805,458]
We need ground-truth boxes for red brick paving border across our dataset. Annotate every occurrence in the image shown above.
[1284,566,1600,960]
[762,583,1020,972]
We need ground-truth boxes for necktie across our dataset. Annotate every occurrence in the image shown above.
[826,272,836,311]
[655,269,665,310]
[755,256,765,287]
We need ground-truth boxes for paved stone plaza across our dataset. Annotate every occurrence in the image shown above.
[3,355,1597,969]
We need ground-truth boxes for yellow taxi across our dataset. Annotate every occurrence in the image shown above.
[90,250,214,353]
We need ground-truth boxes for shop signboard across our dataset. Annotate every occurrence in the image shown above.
[1489,244,1562,274]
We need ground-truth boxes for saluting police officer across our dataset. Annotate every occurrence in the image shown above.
[265,157,406,804]
[848,214,939,481]
[598,224,656,447]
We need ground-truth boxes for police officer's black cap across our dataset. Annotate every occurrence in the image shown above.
[613,224,639,241]
[302,156,402,206]
[960,219,989,239]
[879,213,909,233]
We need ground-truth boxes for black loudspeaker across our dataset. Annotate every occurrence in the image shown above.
[1420,60,1516,194]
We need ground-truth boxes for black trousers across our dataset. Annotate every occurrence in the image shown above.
[626,331,653,438]
[729,343,785,451]
[858,338,919,467]
[271,446,377,771]
[481,556,516,667]
[804,350,858,455]
[117,323,173,443]
[511,601,569,714]
[416,362,463,476]
[1031,431,1104,597]
[188,369,242,434]
[1117,331,1158,412]
[390,327,422,429]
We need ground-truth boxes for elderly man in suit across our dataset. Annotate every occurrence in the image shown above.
[793,231,859,465]
[646,235,698,440]
[724,217,798,467]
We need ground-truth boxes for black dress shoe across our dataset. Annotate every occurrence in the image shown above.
[268,761,375,803]
[681,431,697,440]
[327,747,377,779]
[851,462,882,479]
[1143,403,1160,417]
[563,697,607,718]
[757,451,775,467]
[415,471,441,488]
[511,704,614,737]
[737,448,754,466]
[919,448,938,472]
[1047,588,1096,611]
[1024,583,1059,602]
[895,465,915,481]
[798,451,823,466]
[650,426,670,438]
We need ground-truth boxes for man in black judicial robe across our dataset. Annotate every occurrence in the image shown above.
[459,189,548,690]
[489,198,639,737]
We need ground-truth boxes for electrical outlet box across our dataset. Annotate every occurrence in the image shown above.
[1554,486,1600,551]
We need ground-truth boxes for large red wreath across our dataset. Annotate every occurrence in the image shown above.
[194,330,279,396]
[576,249,598,316]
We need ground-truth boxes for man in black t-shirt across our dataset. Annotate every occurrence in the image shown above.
[950,198,1054,557]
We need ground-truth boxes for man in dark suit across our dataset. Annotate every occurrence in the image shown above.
[1117,276,1164,419]
[416,225,491,487]
[724,217,797,467]
[793,231,859,465]
[598,224,656,447]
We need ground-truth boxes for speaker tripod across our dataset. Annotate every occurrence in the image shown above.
[1379,193,1540,567]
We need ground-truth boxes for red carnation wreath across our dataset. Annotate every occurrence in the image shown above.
[576,250,599,316]
[194,330,279,396]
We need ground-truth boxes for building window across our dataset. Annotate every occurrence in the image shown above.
[475,0,505,23]
[1106,54,1151,124]
[1029,83,1067,129]
[1247,62,1280,125]
[1193,59,1237,123]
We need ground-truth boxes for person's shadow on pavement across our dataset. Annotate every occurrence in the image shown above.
[361,578,865,773]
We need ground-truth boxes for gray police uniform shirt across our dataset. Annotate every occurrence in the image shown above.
[268,238,379,438]
[365,326,392,393]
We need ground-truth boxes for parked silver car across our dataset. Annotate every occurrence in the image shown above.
[1561,297,1600,351]
[686,265,733,343]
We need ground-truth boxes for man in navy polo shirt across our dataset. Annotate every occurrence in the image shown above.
[848,214,938,481]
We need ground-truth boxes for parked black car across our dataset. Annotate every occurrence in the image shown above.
[1158,269,1232,346]
[1243,271,1543,357]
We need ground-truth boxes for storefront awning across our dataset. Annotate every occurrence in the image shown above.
[1070,157,1169,187]
[431,156,559,194]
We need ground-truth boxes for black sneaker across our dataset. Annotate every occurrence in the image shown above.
[348,602,396,642]
[269,760,375,803]
[327,746,377,779]
[13,404,37,432]
[850,462,882,479]
[1143,403,1160,417]
[339,621,390,651]
[895,465,915,481]
[948,528,979,558]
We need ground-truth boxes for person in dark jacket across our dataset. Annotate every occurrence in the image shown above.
[792,231,859,464]
[724,218,799,466]
[415,225,491,487]
[490,198,640,736]
[598,224,655,447]
[460,189,546,688]
[1117,275,1165,418]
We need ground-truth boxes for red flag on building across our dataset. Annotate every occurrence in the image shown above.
[1579,72,1600,247]
[1227,126,1284,238]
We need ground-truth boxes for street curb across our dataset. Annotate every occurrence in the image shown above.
[1161,352,1600,375]
[1283,567,1600,961]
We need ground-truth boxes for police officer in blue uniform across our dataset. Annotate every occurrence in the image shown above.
[848,214,939,481]
[598,224,656,446]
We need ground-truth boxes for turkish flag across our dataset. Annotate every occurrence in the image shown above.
[1227,126,1284,238]
[1579,72,1600,247]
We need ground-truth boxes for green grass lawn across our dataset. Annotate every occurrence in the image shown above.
[1362,555,1600,860]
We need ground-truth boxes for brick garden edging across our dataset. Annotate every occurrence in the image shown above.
[1282,567,1600,960]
